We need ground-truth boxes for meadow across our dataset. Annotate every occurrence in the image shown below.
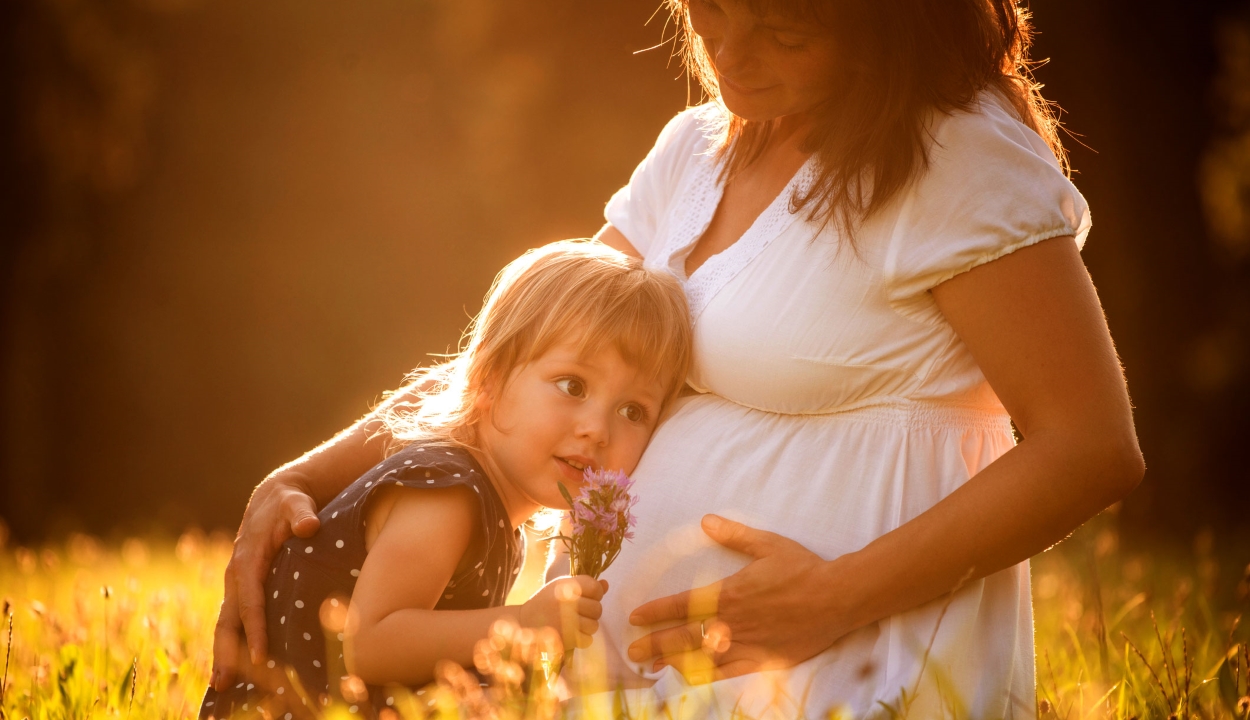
[0,513,1247,720]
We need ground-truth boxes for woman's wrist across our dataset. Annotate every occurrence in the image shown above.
[263,448,358,508]
[262,466,316,498]
[815,550,876,643]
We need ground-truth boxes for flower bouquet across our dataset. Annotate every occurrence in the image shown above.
[557,468,638,580]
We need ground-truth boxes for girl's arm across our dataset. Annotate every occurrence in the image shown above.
[345,486,606,686]
[624,235,1144,676]
[211,382,422,690]
[212,227,629,690]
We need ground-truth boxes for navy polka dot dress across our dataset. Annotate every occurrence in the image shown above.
[200,443,523,718]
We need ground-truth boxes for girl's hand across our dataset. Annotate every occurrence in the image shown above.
[211,473,321,691]
[626,515,847,680]
[520,575,608,649]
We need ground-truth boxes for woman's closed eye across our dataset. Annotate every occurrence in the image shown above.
[555,377,587,398]
[771,32,808,51]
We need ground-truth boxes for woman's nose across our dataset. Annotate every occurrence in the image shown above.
[711,24,758,78]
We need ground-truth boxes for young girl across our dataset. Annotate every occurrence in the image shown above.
[200,240,691,718]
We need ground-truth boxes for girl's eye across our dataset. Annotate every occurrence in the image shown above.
[618,404,645,423]
[555,377,586,398]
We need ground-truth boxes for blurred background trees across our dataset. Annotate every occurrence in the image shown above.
[2,0,1247,544]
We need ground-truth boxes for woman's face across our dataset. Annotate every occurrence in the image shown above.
[687,0,838,122]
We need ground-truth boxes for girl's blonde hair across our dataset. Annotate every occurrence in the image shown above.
[381,239,692,452]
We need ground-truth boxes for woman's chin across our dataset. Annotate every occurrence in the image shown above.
[719,96,780,122]
[717,87,826,126]
[719,95,813,125]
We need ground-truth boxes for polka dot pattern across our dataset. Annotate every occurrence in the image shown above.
[198,443,522,719]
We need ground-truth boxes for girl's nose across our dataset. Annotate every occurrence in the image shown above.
[574,407,611,446]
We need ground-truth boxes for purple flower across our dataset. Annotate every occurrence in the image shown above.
[557,468,638,580]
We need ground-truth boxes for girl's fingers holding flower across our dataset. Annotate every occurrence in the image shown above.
[552,577,583,602]
[574,629,595,649]
[567,574,605,600]
[577,596,603,620]
[578,615,599,637]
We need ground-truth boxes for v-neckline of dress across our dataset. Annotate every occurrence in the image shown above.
[650,150,818,319]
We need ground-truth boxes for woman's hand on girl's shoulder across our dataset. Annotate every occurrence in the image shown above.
[520,576,608,650]
[211,472,320,691]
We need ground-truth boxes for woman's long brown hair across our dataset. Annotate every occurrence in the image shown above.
[669,0,1066,238]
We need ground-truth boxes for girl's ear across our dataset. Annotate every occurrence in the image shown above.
[473,373,496,415]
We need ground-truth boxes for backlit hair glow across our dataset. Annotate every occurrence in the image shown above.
[379,240,692,453]
[668,0,1067,239]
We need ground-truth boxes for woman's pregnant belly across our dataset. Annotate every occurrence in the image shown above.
[594,392,1016,699]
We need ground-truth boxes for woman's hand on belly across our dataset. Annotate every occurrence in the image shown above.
[624,514,848,679]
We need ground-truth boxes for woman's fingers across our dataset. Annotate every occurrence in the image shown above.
[282,491,320,538]
[210,587,243,690]
[629,591,688,626]
[652,648,717,683]
[232,545,273,667]
[627,619,704,662]
[701,515,792,558]
[712,658,762,680]
[210,479,322,696]
[655,645,771,682]
[629,581,720,626]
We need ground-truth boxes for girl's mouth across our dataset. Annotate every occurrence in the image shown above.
[556,455,593,481]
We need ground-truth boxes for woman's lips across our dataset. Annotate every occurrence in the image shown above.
[718,73,774,96]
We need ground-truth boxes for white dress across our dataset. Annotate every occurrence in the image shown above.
[591,92,1091,719]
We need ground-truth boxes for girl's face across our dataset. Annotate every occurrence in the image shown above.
[474,340,668,523]
[687,0,837,122]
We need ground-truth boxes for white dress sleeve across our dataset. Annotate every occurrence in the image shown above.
[604,107,712,260]
[884,91,1092,320]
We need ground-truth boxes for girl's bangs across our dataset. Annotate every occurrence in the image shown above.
[525,286,688,397]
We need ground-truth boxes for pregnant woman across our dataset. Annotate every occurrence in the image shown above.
[211,0,1144,717]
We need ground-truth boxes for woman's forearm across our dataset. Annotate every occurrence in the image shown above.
[346,605,521,686]
[825,426,1143,636]
[827,237,1146,635]
[265,382,423,507]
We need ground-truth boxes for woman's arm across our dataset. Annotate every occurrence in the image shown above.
[594,224,641,258]
[212,230,633,689]
[626,236,1144,677]
[210,382,421,690]
[346,486,606,685]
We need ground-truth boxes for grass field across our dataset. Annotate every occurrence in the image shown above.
[1,514,1247,719]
